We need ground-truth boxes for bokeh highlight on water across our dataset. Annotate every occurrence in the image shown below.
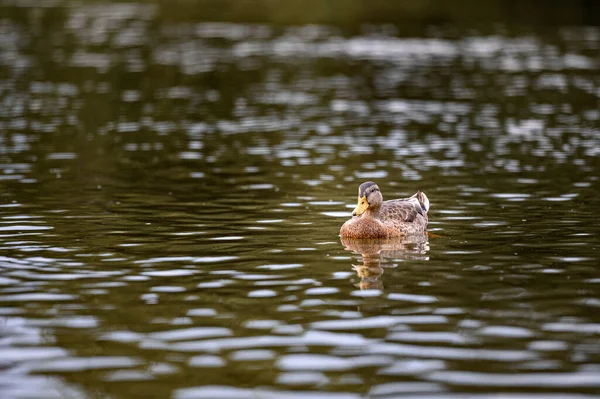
[0,1,599,398]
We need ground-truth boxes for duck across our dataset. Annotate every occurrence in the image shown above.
[339,181,430,239]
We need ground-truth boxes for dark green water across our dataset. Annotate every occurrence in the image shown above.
[1,1,600,398]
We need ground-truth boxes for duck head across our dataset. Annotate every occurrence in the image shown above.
[352,181,383,216]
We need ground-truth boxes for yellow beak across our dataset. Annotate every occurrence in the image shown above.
[352,196,369,216]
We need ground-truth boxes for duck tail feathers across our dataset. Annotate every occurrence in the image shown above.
[412,191,430,213]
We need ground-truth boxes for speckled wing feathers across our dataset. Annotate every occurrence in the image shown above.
[381,198,424,223]
[378,195,429,236]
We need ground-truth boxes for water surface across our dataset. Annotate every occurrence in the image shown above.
[0,2,599,398]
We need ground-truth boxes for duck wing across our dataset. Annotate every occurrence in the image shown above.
[381,196,425,223]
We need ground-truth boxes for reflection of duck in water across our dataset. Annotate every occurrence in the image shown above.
[341,235,430,290]
[353,253,384,291]
[340,181,430,238]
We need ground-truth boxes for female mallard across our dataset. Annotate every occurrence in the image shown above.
[340,181,430,239]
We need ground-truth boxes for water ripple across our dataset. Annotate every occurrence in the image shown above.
[0,2,599,397]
